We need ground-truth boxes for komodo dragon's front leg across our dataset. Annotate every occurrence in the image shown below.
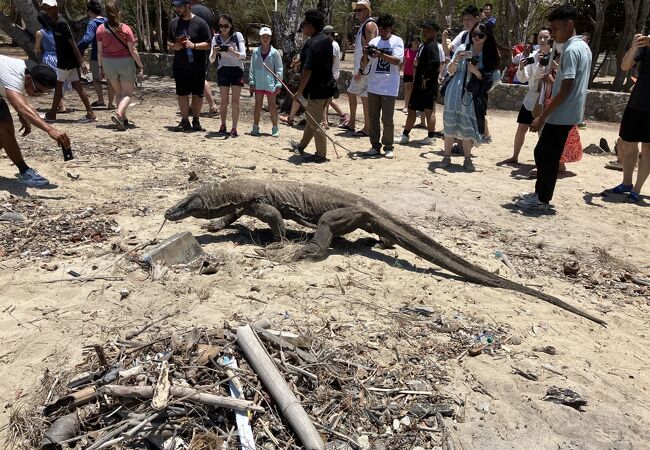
[201,204,287,239]
[202,213,241,232]
[293,207,371,260]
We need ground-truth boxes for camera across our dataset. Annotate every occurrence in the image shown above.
[219,44,230,52]
[364,44,378,56]
[539,52,551,66]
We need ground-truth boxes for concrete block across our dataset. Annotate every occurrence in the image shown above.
[141,231,204,266]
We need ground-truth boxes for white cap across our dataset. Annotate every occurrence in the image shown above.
[259,27,272,36]
[42,0,58,6]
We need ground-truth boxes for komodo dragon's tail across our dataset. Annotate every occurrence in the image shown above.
[372,216,606,326]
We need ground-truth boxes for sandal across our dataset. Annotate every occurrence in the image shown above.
[353,130,369,137]
[279,115,294,126]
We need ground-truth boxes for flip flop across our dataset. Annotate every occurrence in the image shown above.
[78,116,97,123]
[279,116,294,126]
[353,130,369,137]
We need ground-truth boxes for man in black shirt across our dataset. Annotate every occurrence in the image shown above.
[289,9,334,163]
[190,0,218,115]
[167,0,211,132]
[398,20,441,146]
[41,0,96,122]
[608,33,650,202]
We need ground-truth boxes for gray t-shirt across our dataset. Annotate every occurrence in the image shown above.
[547,36,592,126]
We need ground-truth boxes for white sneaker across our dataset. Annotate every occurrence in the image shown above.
[16,168,49,187]
[518,192,536,199]
[515,193,551,211]
[384,150,394,159]
[397,134,410,144]
[420,136,435,145]
[363,148,380,157]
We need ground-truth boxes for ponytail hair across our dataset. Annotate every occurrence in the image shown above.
[106,0,121,28]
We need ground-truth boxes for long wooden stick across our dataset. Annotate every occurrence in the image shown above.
[98,385,264,412]
[263,63,354,159]
[237,325,324,450]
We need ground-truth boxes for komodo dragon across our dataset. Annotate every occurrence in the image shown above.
[165,179,606,326]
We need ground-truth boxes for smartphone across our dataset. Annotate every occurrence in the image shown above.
[523,56,535,65]
[175,35,188,44]
[220,44,230,52]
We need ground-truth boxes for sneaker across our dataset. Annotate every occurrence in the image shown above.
[397,134,410,144]
[607,183,633,194]
[433,131,444,139]
[515,193,551,211]
[218,124,227,134]
[16,168,49,187]
[250,125,260,136]
[111,114,126,131]
[271,126,280,138]
[463,157,475,172]
[362,148,380,157]
[174,119,192,132]
[304,154,328,163]
[384,150,394,159]
[192,118,204,131]
[440,155,452,168]
[90,100,105,107]
[230,128,238,138]
[518,191,536,200]
[482,135,492,144]
[420,136,435,145]
[289,139,304,156]
[629,191,640,203]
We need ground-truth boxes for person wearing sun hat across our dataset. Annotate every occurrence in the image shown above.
[341,0,377,135]
[248,26,283,137]
[0,54,70,187]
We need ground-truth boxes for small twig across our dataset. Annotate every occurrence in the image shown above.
[125,311,178,340]
[38,276,124,284]
[436,412,455,450]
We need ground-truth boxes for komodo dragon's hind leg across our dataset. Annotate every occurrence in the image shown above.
[246,203,287,242]
[293,207,371,260]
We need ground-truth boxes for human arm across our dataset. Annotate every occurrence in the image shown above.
[530,78,574,131]
[34,31,43,61]
[377,38,403,66]
[363,22,378,45]
[227,32,246,59]
[185,23,212,51]
[274,51,284,93]
[167,21,183,52]
[77,19,98,55]
[209,35,218,63]
[621,34,646,71]
[128,42,144,78]
[97,40,105,80]
[446,45,467,76]
[4,89,69,147]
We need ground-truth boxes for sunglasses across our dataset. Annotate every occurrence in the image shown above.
[354,8,365,12]
[219,23,230,28]
[472,32,486,39]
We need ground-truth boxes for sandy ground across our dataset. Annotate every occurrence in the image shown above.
[0,74,649,449]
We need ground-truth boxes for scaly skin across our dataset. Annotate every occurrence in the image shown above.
[165,179,606,326]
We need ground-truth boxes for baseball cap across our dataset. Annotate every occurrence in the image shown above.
[259,26,272,36]
[41,0,58,6]
[323,25,335,34]
[171,0,190,6]
[421,19,441,31]
[25,60,57,89]
[351,0,371,12]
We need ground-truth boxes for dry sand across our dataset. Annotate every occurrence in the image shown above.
[0,75,649,449]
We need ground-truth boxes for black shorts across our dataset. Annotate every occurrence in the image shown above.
[0,99,11,122]
[403,74,414,83]
[217,66,244,87]
[517,104,534,125]
[409,82,438,111]
[619,106,650,143]
[173,65,206,97]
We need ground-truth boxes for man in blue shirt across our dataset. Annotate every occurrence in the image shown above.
[77,0,113,108]
[515,4,591,211]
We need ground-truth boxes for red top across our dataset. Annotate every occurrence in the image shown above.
[96,23,136,58]
[403,47,417,76]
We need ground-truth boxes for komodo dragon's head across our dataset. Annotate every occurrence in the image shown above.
[165,191,210,221]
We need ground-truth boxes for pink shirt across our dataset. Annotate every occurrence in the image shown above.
[96,23,135,58]
[403,47,417,76]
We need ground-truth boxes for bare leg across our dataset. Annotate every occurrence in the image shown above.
[483,116,491,138]
[253,91,264,127]
[93,79,104,103]
[403,109,417,133]
[323,98,332,126]
[219,86,230,127]
[330,100,344,116]
[558,162,566,173]
[632,143,650,194]
[191,95,203,119]
[403,81,412,111]
[502,123,528,163]
[204,80,217,111]
[231,85,242,129]
[621,140,639,186]
[348,93,358,129]
[47,81,64,119]
[178,95,190,121]
[462,139,474,158]
[117,79,133,119]
[108,83,115,108]
[360,96,369,133]
[268,93,278,127]
[443,135,454,156]
[71,80,95,118]
[425,108,435,133]
[0,117,27,168]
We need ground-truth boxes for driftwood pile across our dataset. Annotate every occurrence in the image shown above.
[8,311,508,449]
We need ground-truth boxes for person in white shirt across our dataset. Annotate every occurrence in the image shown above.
[442,5,480,57]
[360,14,404,159]
[0,56,69,187]
[322,26,348,128]
[341,0,377,135]
[501,28,552,164]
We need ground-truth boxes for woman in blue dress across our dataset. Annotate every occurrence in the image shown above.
[441,22,499,171]
[34,11,69,113]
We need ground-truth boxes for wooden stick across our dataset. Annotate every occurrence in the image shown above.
[125,311,177,340]
[237,325,324,450]
[98,385,264,412]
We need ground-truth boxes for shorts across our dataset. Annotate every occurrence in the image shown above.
[90,60,101,80]
[347,74,368,97]
[173,65,206,96]
[403,74,414,83]
[409,81,438,111]
[619,106,650,143]
[0,99,11,122]
[103,57,136,83]
[254,89,276,95]
[56,67,80,83]
[217,66,245,87]
[517,105,534,125]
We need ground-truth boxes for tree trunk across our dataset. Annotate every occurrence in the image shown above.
[589,0,610,85]
[12,0,40,35]
[156,0,164,53]
[135,0,144,52]
[272,0,305,112]
[143,0,152,52]
[613,0,641,90]
[0,12,37,60]
[317,0,334,24]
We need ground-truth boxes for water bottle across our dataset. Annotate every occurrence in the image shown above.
[185,36,194,63]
